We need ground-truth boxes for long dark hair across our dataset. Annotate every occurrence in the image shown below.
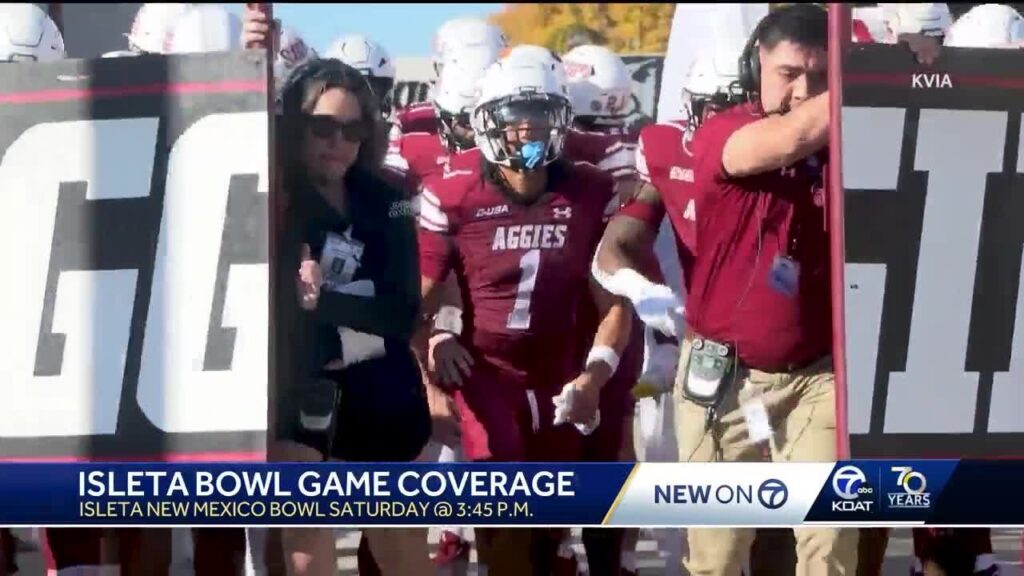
[277,58,389,193]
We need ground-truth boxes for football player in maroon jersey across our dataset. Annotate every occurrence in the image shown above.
[417,51,633,576]
[390,17,507,139]
[432,45,644,574]
[386,46,495,191]
[592,43,746,356]
[561,44,638,176]
[591,44,746,576]
[560,41,648,575]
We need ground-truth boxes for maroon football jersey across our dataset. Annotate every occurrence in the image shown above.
[563,127,637,181]
[418,162,616,386]
[635,119,698,287]
[393,101,439,137]
[385,131,450,192]
[444,147,482,174]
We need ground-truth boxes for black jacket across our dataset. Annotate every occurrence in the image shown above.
[295,166,421,344]
[273,166,429,461]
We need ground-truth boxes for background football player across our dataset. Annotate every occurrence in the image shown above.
[325,34,397,121]
[386,17,507,142]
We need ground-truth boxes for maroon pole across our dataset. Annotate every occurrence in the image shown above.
[250,3,278,466]
[828,2,852,460]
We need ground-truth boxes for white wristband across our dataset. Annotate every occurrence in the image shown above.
[585,345,620,375]
[433,305,463,335]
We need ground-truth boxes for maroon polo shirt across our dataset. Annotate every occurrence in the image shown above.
[685,103,831,371]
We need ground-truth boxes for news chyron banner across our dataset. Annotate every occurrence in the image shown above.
[841,44,1024,458]
[0,462,1020,526]
[0,52,271,460]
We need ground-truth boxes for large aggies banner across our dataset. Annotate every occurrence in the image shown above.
[841,44,1024,458]
[0,52,271,461]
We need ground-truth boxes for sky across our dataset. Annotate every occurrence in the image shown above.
[225,3,505,58]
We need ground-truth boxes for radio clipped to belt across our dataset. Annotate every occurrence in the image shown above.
[682,337,736,408]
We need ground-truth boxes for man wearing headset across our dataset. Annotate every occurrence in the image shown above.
[596,5,855,575]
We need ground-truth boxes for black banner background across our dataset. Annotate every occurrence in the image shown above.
[843,44,1024,458]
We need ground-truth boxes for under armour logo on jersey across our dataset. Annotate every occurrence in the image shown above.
[553,206,573,219]
[670,166,694,182]
[781,166,797,178]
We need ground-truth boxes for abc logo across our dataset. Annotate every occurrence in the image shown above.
[832,465,874,501]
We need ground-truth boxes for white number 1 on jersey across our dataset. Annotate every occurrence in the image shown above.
[507,249,540,330]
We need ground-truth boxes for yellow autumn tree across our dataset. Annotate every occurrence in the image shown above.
[489,3,674,54]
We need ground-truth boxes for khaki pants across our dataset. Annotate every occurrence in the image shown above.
[675,339,858,576]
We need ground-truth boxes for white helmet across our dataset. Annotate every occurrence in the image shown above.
[500,45,568,95]
[165,4,242,54]
[0,3,65,62]
[561,44,632,120]
[275,27,316,86]
[434,48,494,151]
[945,4,1024,48]
[325,34,396,117]
[472,54,572,171]
[127,3,193,54]
[852,6,887,42]
[881,3,952,39]
[503,44,561,69]
[683,47,745,129]
[431,17,507,77]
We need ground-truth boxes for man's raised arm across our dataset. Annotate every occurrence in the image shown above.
[721,91,829,178]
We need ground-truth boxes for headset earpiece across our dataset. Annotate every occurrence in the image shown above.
[738,17,767,95]
[737,4,829,97]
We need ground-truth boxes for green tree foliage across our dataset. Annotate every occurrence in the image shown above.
[490,3,675,54]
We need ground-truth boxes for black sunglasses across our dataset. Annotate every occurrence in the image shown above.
[304,115,369,143]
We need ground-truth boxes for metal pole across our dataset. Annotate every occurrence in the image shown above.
[828,2,852,460]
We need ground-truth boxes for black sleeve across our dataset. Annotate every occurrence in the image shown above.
[315,175,421,343]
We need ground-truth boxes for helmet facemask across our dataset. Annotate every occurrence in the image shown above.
[364,75,395,119]
[684,82,744,130]
[473,93,572,173]
[437,108,476,152]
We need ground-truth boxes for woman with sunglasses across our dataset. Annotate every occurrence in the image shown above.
[273,58,432,576]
